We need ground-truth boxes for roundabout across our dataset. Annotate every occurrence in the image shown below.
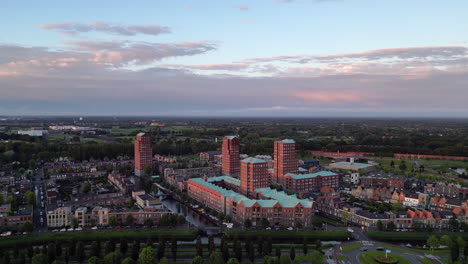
[358,251,407,264]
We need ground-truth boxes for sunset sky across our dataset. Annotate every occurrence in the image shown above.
[1,0,467,117]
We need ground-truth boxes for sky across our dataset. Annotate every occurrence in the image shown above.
[1,0,468,117]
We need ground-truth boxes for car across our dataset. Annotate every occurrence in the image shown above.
[287,227,293,231]
[376,247,385,251]
[360,248,368,252]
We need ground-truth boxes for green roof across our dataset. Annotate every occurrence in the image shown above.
[225,135,238,139]
[276,139,295,144]
[242,157,267,164]
[207,176,240,186]
[286,170,337,180]
[189,178,312,208]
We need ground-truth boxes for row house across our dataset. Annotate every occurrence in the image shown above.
[49,171,105,180]
[0,205,33,230]
[424,183,461,199]
[430,196,462,212]
[108,172,135,195]
[359,177,404,189]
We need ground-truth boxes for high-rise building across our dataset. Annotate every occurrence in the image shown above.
[134,133,152,176]
[222,136,240,176]
[273,139,298,185]
[240,157,269,197]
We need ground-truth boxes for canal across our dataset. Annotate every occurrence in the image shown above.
[162,198,220,236]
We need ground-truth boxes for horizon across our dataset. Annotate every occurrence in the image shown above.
[1,0,468,117]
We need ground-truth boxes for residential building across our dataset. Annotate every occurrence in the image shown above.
[47,207,72,228]
[240,157,269,197]
[222,136,240,176]
[282,171,340,192]
[273,139,298,185]
[134,133,152,176]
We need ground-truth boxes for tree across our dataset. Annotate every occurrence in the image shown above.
[76,242,85,263]
[227,258,240,264]
[69,240,76,257]
[450,240,459,262]
[32,254,48,264]
[427,235,440,252]
[144,165,152,176]
[22,221,34,233]
[209,251,224,264]
[302,238,308,255]
[261,218,270,228]
[83,183,91,194]
[289,247,295,261]
[120,239,128,255]
[103,251,123,264]
[139,247,157,264]
[121,257,135,264]
[257,237,264,256]
[131,241,140,261]
[208,235,215,254]
[91,241,101,257]
[25,191,36,206]
[449,217,459,231]
[192,256,204,264]
[244,218,252,229]
[88,256,101,264]
[125,214,134,226]
[376,220,383,231]
[456,236,465,252]
[440,235,452,247]
[275,247,281,258]
[47,242,56,263]
[315,239,322,252]
[234,240,242,261]
[196,236,203,257]
[71,217,79,229]
[105,241,115,255]
[222,241,230,262]
[171,237,178,261]
[310,250,325,264]
[341,210,349,225]
[386,221,396,232]
[279,254,291,264]
[63,247,70,264]
[109,216,117,226]
[157,237,166,260]
[263,237,272,255]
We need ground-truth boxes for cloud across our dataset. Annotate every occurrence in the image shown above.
[38,21,171,36]
[162,63,249,71]
[233,5,249,11]
[1,42,468,117]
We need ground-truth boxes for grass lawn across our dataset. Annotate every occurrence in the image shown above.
[374,244,413,254]
[337,255,348,261]
[225,230,351,242]
[418,257,433,264]
[341,244,362,253]
[110,127,143,135]
[358,251,411,264]
[410,247,450,255]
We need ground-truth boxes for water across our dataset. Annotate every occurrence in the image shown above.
[162,198,220,236]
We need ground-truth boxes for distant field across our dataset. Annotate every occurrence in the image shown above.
[48,134,72,141]
[110,127,142,135]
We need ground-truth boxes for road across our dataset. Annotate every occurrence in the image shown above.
[32,167,47,232]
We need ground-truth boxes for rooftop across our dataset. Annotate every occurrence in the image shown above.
[225,135,238,140]
[277,139,295,144]
[208,176,241,186]
[242,157,267,164]
[189,178,312,208]
[286,170,337,180]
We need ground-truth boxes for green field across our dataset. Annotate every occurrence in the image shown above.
[110,127,143,135]
[367,232,468,242]
[358,251,412,264]
[341,244,362,253]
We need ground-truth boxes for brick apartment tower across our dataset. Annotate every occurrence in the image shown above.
[222,136,240,176]
[273,139,298,185]
[134,133,152,176]
[240,157,269,197]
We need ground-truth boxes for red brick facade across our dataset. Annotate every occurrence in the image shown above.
[134,133,152,176]
[222,136,240,176]
[240,158,269,197]
[274,140,298,185]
